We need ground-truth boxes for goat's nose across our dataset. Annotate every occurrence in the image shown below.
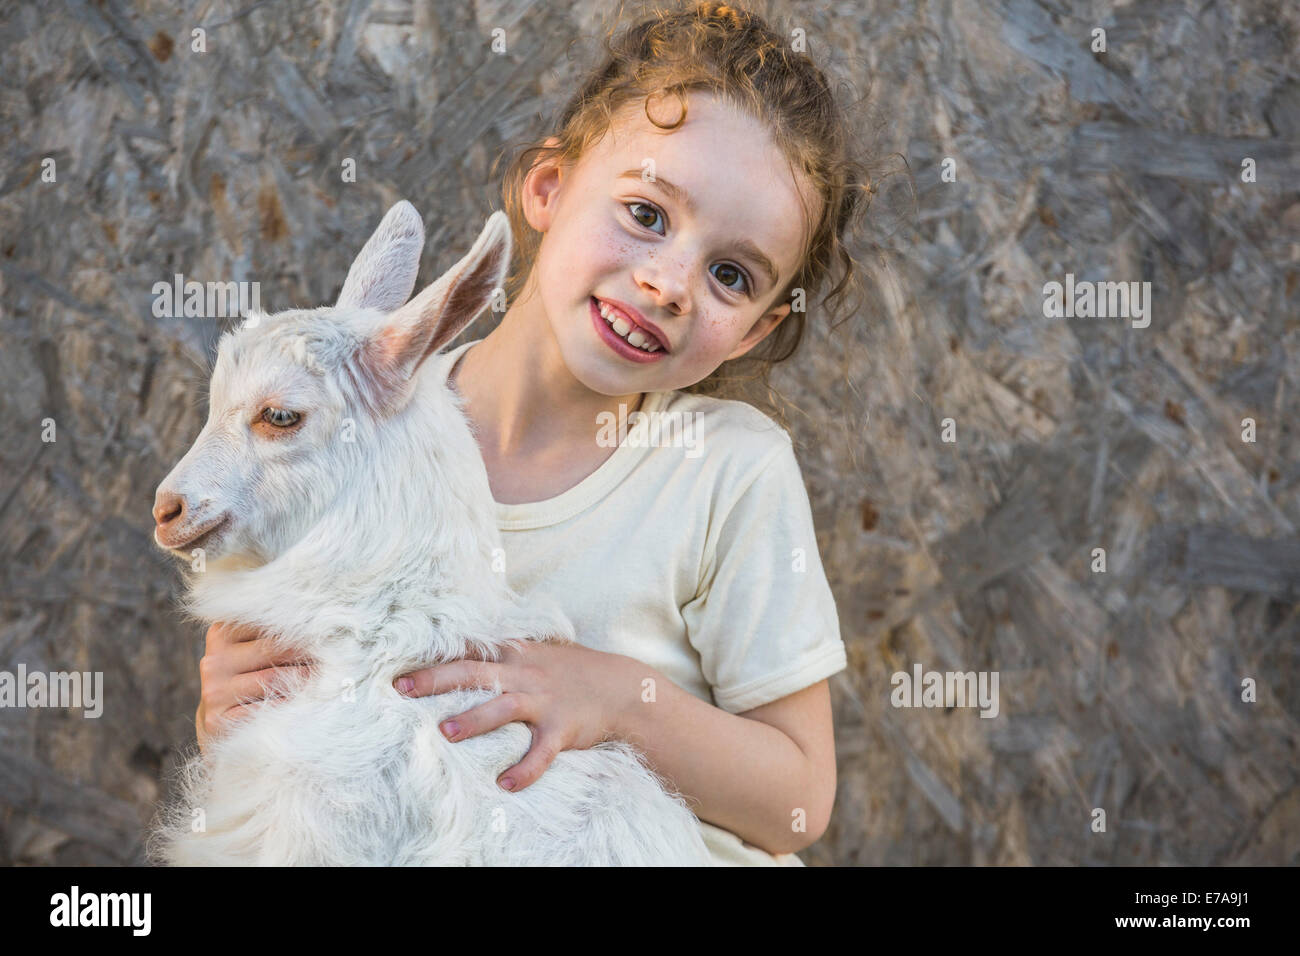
[153,489,186,528]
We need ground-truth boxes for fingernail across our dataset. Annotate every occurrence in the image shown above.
[396,677,414,695]
[500,777,514,791]
[441,720,460,739]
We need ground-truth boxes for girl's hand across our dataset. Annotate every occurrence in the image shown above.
[392,641,636,792]
[195,621,315,756]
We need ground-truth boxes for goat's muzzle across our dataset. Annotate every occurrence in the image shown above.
[152,489,231,553]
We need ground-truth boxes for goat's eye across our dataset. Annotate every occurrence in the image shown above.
[260,407,301,428]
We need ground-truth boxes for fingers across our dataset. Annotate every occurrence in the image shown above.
[437,692,527,743]
[197,620,315,752]
[199,634,314,690]
[223,701,258,723]
[195,704,209,755]
[204,620,262,653]
[212,702,257,736]
[496,729,562,792]
[200,664,311,743]
[231,664,311,704]
[229,639,314,675]
[431,693,559,791]
[200,700,254,744]
[464,640,526,664]
[206,621,311,665]
[395,660,499,699]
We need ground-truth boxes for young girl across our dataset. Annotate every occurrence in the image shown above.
[195,1,870,866]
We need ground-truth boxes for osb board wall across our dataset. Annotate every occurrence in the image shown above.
[1,0,1297,865]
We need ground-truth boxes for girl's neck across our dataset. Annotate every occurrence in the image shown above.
[452,296,645,464]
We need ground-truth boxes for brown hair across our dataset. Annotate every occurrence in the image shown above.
[495,0,883,431]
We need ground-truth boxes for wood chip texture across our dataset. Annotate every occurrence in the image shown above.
[0,0,1297,865]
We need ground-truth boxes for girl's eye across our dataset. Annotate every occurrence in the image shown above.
[260,407,301,428]
[624,201,753,296]
[627,200,662,233]
[711,263,749,294]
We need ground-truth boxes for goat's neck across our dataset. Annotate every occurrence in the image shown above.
[185,369,509,663]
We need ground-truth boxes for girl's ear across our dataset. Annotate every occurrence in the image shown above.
[336,200,425,313]
[355,211,512,416]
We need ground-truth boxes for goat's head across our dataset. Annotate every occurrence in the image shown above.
[151,201,510,569]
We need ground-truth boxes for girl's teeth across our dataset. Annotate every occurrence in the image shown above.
[597,300,661,352]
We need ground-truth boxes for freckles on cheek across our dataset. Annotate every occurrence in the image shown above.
[680,321,724,364]
[696,312,752,362]
[692,306,729,340]
[591,226,632,270]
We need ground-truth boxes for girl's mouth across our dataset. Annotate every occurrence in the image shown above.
[590,297,668,364]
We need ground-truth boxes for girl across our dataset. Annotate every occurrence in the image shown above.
[195,0,870,866]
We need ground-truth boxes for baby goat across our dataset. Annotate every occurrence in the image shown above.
[148,202,711,865]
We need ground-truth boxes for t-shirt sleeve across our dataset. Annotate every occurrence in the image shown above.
[681,434,847,714]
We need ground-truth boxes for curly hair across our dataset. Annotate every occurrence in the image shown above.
[494,0,881,430]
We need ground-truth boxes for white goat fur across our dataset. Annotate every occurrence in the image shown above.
[149,202,712,865]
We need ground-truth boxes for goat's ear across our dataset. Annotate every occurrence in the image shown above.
[355,211,511,412]
[335,200,425,313]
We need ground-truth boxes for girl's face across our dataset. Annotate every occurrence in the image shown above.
[522,92,816,395]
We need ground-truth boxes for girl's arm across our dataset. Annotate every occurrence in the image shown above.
[395,643,838,856]
[609,659,837,856]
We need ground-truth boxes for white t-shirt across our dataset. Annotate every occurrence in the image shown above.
[437,339,847,866]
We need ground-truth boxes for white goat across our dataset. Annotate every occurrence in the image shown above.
[148,202,712,866]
